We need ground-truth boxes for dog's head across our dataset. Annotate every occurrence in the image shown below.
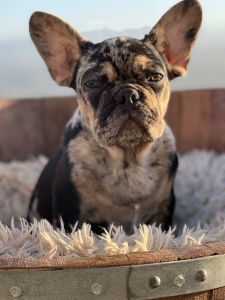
[29,0,202,149]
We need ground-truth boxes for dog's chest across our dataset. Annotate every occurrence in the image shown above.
[67,132,166,202]
[66,125,175,232]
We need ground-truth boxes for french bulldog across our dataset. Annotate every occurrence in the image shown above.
[28,0,202,234]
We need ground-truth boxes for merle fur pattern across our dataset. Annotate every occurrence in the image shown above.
[28,0,202,234]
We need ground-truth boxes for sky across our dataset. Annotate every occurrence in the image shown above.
[0,0,224,98]
[1,0,225,42]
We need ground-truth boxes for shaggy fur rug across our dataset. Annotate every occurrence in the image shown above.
[1,150,225,259]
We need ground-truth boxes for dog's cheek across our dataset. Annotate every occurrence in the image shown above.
[150,86,170,140]
[79,99,100,139]
[159,84,170,117]
[151,119,165,140]
[77,98,92,128]
[143,95,165,140]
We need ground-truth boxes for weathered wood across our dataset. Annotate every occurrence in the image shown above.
[1,89,225,162]
[165,89,225,153]
[0,242,218,271]
[211,89,225,152]
[0,97,77,161]
[165,90,213,153]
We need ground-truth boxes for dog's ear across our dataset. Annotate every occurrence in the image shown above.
[29,12,90,86]
[144,0,202,79]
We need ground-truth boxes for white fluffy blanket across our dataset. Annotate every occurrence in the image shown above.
[1,150,225,258]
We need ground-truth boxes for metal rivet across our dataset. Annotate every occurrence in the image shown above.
[196,270,207,282]
[174,275,185,287]
[91,283,102,295]
[149,276,161,289]
[10,287,21,298]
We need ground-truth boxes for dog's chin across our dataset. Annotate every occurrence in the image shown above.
[96,119,153,149]
[116,119,151,148]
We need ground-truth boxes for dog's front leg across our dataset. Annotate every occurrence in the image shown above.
[53,151,81,232]
[146,152,178,231]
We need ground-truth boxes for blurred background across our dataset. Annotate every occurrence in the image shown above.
[0,0,225,99]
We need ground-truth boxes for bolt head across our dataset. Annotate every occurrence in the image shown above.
[10,287,21,298]
[149,276,161,289]
[174,275,185,287]
[196,270,207,282]
[91,283,102,295]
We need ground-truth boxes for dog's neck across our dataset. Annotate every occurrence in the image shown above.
[88,120,154,164]
[102,142,154,165]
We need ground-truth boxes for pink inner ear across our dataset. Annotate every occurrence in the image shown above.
[48,45,75,85]
[163,41,174,64]
[163,40,190,71]
[66,50,75,69]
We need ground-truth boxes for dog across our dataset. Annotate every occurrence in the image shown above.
[28,0,202,235]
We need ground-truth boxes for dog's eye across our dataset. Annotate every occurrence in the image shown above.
[148,73,163,82]
[85,81,102,88]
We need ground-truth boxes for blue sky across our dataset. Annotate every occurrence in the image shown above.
[1,0,225,41]
[0,1,224,98]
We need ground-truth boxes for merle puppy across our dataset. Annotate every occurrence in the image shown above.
[28,0,202,234]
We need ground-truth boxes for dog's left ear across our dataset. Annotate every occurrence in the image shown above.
[144,0,202,78]
[29,12,91,86]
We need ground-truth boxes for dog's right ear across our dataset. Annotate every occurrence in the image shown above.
[144,0,202,79]
[29,12,90,86]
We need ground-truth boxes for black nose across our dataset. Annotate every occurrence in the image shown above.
[116,88,140,106]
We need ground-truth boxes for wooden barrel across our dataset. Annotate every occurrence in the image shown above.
[1,89,225,299]
[1,242,225,299]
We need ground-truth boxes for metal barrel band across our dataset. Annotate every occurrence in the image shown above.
[0,254,225,299]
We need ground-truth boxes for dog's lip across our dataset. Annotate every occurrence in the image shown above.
[120,118,141,130]
[117,118,145,137]
[123,119,139,127]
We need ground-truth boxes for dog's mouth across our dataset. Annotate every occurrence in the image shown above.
[95,111,155,148]
[116,119,149,147]
[94,87,162,148]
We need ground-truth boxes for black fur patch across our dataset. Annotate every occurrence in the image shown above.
[162,188,176,231]
[185,27,197,41]
[151,162,160,167]
[168,152,178,178]
[90,221,109,235]
[123,161,129,169]
[70,60,81,90]
[63,121,82,146]
[28,147,63,223]
[98,101,117,128]
[182,0,194,15]
[53,151,81,233]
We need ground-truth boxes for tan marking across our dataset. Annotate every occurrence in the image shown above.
[101,61,116,82]
[134,55,149,69]
[133,55,150,76]
[77,99,92,130]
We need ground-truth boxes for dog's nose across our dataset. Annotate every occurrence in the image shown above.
[116,88,140,106]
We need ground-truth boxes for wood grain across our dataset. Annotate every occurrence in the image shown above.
[0,97,77,161]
